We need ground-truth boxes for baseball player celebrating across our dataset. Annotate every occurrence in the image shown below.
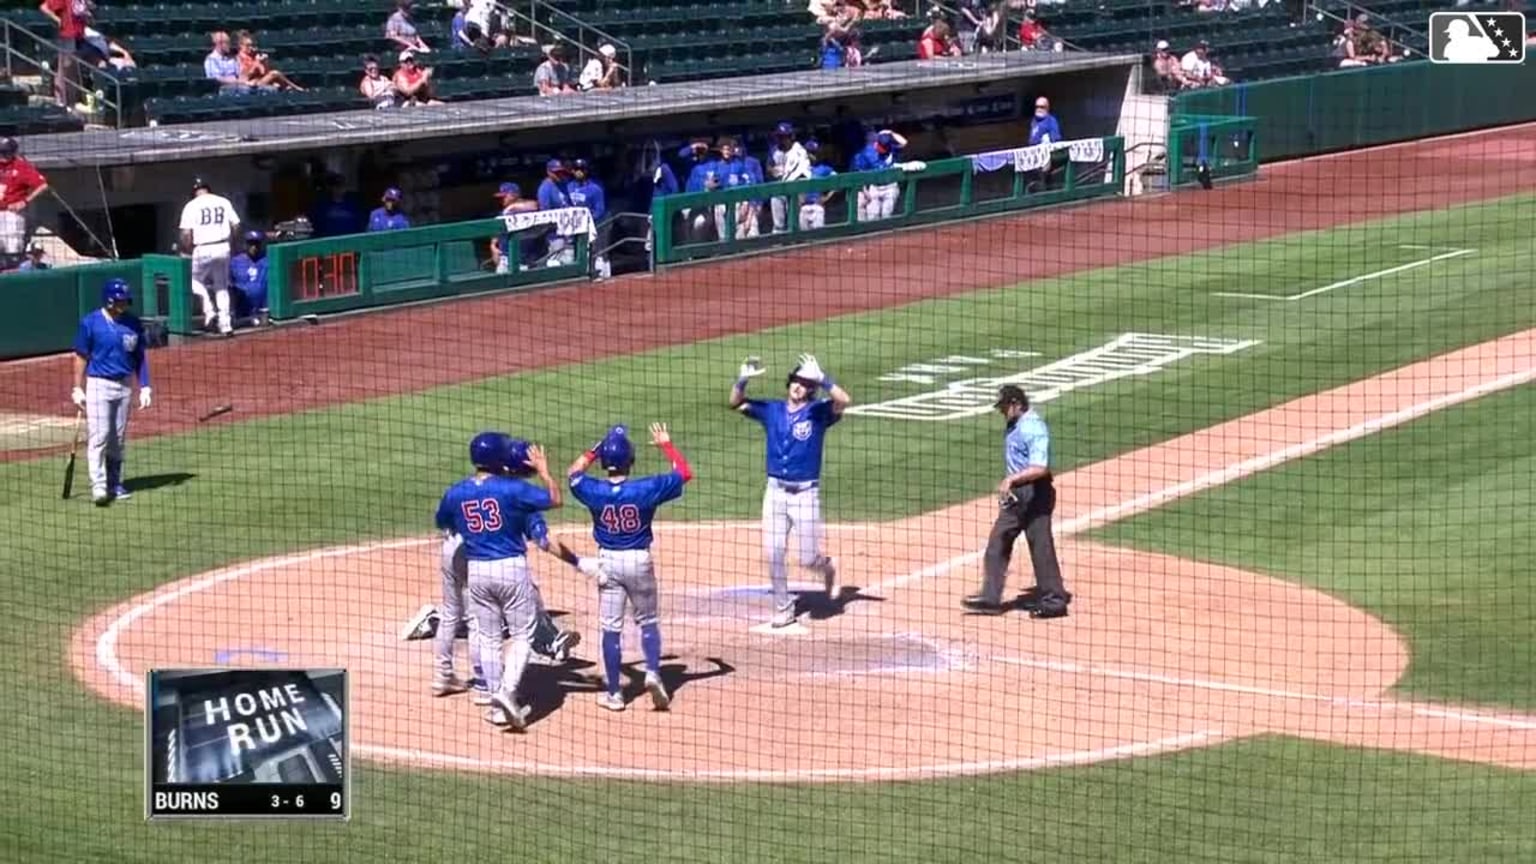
[963,385,1071,618]
[70,278,151,507]
[730,355,851,627]
[567,422,693,711]
[798,140,838,231]
[767,122,812,234]
[178,178,243,336]
[851,130,908,222]
[435,431,563,731]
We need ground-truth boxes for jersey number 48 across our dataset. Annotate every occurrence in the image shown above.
[599,504,642,533]
[460,499,503,533]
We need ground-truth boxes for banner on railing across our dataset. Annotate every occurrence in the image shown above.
[969,138,1108,174]
[498,207,595,241]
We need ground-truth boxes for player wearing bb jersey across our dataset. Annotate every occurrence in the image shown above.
[567,422,693,712]
[436,432,563,731]
[730,354,851,628]
[178,178,243,336]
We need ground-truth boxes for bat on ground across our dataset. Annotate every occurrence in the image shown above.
[61,410,83,499]
[197,404,234,423]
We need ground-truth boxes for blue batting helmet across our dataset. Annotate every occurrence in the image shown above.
[102,278,133,306]
[597,425,634,473]
[804,139,821,155]
[546,158,566,174]
[774,121,794,136]
[244,229,267,244]
[382,187,402,201]
[571,158,590,172]
[505,438,532,475]
[469,431,511,471]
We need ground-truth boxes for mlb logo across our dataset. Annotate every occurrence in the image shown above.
[1428,12,1527,64]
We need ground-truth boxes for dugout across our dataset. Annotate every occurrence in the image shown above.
[21,51,1143,264]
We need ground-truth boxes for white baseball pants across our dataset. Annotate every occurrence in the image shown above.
[762,479,834,617]
[191,246,232,333]
[85,375,132,498]
[596,548,660,634]
[798,204,825,231]
[859,183,899,222]
[770,196,791,232]
[0,210,26,255]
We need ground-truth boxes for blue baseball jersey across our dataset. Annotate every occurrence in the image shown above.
[367,207,411,231]
[851,143,898,173]
[740,398,841,483]
[717,156,755,189]
[229,252,268,310]
[435,475,554,561]
[567,179,607,221]
[653,162,680,198]
[685,159,718,193]
[569,471,685,551]
[73,309,149,386]
[804,163,837,204]
[1028,113,1063,147]
[537,177,571,211]
[1004,410,1051,474]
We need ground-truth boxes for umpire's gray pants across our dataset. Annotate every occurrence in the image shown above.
[597,548,660,633]
[978,478,1066,605]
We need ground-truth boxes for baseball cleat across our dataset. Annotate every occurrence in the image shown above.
[961,595,1008,615]
[596,691,626,712]
[550,629,581,663]
[644,672,671,711]
[822,556,840,602]
[111,485,132,501]
[471,687,492,706]
[771,607,797,628]
[400,604,439,641]
[431,672,467,697]
[92,491,111,507]
[489,691,528,731]
[484,706,509,727]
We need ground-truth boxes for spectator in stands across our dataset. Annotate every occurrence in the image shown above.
[1019,10,1061,51]
[460,0,509,54]
[393,50,442,105]
[80,25,135,72]
[0,137,48,272]
[16,240,50,271]
[579,44,624,91]
[204,32,252,95]
[1152,40,1189,90]
[360,55,401,108]
[386,0,433,56]
[309,174,364,238]
[809,0,838,25]
[1029,96,1062,146]
[237,31,304,91]
[976,2,1007,53]
[229,230,269,326]
[820,26,849,69]
[843,28,875,67]
[955,0,986,53]
[535,45,576,95]
[567,159,610,278]
[1180,40,1230,86]
[919,20,962,58]
[368,188,412,231]
[39,0,90,108]
[860,0,907,18]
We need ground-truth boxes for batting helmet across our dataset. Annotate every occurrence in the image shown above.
[773,121,794,136]
[504,438,532,475]
[192,176,211,192]
[597,425,634,473]
[469,431,511,472]
[382,187,402,202]
[244,229,267,245]
[101,278,133,306]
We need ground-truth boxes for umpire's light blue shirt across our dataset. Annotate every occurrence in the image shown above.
[1004,409,1050,474]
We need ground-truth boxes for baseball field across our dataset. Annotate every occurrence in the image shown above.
[4,124,1536,862]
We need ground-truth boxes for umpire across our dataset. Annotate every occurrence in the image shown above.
[963,385,1071,619]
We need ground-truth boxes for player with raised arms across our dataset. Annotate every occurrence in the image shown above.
[435,432,562,731]
[730,354,851,627]
[566,423,693,711]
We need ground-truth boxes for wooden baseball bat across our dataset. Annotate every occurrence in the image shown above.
[197,403,234,423]
[61,409,83,500]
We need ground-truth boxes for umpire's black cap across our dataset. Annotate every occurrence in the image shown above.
[994,385,1028,409]
[192,176,211,192]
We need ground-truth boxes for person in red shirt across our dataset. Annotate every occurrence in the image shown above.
[39,0,89,107]
[918,19,960,59]
[0,137,49,271]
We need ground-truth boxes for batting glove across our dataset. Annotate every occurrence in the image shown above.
[576,557,611,588]
[738,356,766,380]
[138,387,153,410]
[796,354,826,383]
[70,387,85,409]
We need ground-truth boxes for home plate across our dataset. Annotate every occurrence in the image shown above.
[750,621,810,636]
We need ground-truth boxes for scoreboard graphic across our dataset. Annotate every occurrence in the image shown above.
[145,668,350,820]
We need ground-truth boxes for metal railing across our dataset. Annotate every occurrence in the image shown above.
[496,0,634,87]
[0,17,125,127]
[918,0,1089,54]
[1309,0,1430,54]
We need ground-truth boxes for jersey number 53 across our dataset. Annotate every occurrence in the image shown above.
[599,504,642,533]
[460,499,503,533]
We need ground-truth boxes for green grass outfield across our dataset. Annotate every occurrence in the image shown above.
[4,194,1535,861]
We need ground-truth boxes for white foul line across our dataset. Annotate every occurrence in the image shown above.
[990,655,1536,731]
[869,362,1536,596]
[1212,248,1476,301]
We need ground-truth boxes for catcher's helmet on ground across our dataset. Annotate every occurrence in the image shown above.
[101,278,133,306]
[469,431,511,471]
[597,426,634,473]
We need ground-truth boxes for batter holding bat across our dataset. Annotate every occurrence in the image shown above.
[70,278,151,507]
[730,354,851,628]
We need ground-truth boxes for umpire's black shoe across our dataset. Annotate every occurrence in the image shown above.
[1018,589,1073,612]
[961,595,1008,615]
